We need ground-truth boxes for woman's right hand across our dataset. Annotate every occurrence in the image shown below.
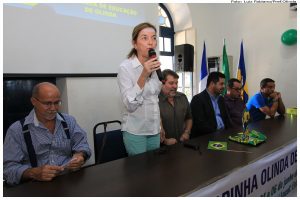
[137,57,161,89]
[142,57,161,77]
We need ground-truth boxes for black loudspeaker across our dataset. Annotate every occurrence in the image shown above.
[175,44,194,72]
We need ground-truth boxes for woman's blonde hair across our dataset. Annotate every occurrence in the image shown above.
[127,22,157,58]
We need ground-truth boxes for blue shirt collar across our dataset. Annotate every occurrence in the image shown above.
[25,109,64,127]
[206,89,220,101]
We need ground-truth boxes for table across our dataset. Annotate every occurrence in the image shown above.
[3,115,296,196]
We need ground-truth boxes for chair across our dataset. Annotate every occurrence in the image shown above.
[93,120,127,164]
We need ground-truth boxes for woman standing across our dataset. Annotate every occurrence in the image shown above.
[117,22,162,156]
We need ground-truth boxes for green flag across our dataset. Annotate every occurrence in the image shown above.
[222,39,230,95]
[207,141,228,151]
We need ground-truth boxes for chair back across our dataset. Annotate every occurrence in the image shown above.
[93,120,127,164]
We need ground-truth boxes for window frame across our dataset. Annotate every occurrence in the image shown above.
[158,3,174,57]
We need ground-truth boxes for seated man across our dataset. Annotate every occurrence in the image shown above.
[4,82,91,185]
[159,69,192,145]
[246,78,285,121]
[224,78,245,128]
[190,72,231,138]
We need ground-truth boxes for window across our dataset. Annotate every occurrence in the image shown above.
[158,4,193,101]
[158,4,174,71]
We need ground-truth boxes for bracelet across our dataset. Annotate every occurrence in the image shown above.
[184,130,190,135]
[272,99,278,103]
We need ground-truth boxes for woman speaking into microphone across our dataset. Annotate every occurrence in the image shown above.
[117,22,162,156]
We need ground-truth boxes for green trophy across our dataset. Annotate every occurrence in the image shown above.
[241,109,251,140]
[228,109,267,146]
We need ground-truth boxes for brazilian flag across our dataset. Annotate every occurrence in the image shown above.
[208,141,228,151]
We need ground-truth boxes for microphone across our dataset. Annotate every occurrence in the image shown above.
[183,142,200,151]
[148,48,163,81]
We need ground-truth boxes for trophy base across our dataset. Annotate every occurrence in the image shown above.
[228,129,267,146]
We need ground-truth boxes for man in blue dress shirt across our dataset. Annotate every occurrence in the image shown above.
[190,72,231,137]
[246,78,285,122]
[4,82,91,185]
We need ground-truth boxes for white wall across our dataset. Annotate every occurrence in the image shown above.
[164,3,192,32]
[60,77,124,165]
[188,3,297,108]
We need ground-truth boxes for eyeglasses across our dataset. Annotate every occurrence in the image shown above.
[34,97,62,108]
[232,87,242,91]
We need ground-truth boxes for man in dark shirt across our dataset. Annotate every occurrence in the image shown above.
[190,72,231,138]
[159,69,192,145]
[224,78,245,128]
